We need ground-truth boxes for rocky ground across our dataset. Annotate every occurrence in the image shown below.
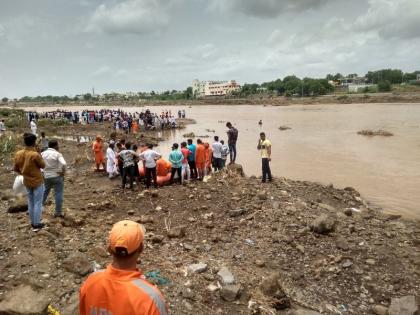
[0,115,418,315]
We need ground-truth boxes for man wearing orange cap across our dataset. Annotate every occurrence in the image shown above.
[80,220,168,315]
[92,136,106,171]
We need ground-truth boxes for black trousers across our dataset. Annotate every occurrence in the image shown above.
[170,167,182,184]
[122,165,135,189]
[262,158,272,182]
[213,158,222,171]
[145,167,158,188]
[188,160,197,179]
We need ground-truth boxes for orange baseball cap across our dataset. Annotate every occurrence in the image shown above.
[108,220,146,256]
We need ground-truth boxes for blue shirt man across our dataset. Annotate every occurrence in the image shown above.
[187,139,198,179]
[169,143,184,184]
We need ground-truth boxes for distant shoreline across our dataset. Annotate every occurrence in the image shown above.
[2,92,420,108]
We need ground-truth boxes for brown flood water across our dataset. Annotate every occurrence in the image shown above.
[22,103,420,218]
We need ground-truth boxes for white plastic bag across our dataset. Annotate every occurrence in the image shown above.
[13,175,27,196]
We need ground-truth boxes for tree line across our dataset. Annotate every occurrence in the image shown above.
[2,68,419,103]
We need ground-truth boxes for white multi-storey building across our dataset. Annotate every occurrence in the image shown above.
[192,79,240,98]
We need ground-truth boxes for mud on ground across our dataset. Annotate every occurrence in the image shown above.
[0,120,419,315]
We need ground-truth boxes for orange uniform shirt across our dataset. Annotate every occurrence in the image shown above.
[80,265,168,315]
[195,144,205,164]
[93,141,104,164]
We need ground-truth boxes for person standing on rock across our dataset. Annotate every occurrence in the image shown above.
[42,139,67,218]
[226,122,238,164]
[14,133,46,231]
[80,220,168,315]
[187,139,197,180]
[257,132,272,183]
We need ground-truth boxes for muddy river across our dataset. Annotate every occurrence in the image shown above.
[21,103,420,218]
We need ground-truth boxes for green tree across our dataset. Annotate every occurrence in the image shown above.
[83,93,92,101]
[377,80,392,92]
[1,97,8,103]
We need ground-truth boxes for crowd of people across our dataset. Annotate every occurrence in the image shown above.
[91,121,239,191]
[11,117,275,315]
[25,108,186,134]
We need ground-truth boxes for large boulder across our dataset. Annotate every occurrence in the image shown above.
[310,214,337,234]
[227,164,244,176]
[0,285,49,315]
[388,295,418,315]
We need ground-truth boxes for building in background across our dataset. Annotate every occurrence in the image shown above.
[192,79,241,98]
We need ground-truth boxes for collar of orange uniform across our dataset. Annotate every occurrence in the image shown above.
[106,264,143,281]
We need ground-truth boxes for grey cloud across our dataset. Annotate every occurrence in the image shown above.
[210,0,336,18]
[86,0,170,34]
[355,0,420,39]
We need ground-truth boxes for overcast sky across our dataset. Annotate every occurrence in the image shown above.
[0,0,419,98]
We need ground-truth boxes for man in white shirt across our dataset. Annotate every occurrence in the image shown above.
[0,119,5,135]
[138,144,161,189]
[41,139,67,217]
[106,142,118,179]
[211,136,223,171]
[30,120,37,135]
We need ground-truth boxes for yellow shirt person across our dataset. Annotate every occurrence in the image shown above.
[257,132,272,182]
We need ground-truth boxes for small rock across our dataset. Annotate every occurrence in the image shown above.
[310,214,337,234]
[0,285,49,315]
[151,235,165,243]
[205,194,212,200]
[155,206,162,212]
[7,198,28,213]
[207,284,220,292]
[229,208,247,217]
[343,208,353,216]
[187,263,208,274]
[255,260,265,267]
[366,259,376,266]
[127,210,135,215]
[151,190,159,198]
[336,237,350,251]
[296,244,305,254]
[167,226,186,238]
[138,215,154,223]
[388,295,418,315]
[217,267,235,285]
[372,305,389,315]
[342,259,353,268]
[62,253,92,276]
[257,192,267,200]
[260,273,282,296]
[291,310,322,315]
[318,203,337,212]
[220,284,241,302]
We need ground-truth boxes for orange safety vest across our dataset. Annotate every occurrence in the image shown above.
[80,265,168,315]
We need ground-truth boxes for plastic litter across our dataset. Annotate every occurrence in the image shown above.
[145,270,170,285]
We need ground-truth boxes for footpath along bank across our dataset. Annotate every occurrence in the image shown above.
[0,109,418,315]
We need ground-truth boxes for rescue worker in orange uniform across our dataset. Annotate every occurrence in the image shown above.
[92,135,106,171]
[195,139,205,180]
[79,220,168,315]
[204,142,212,176]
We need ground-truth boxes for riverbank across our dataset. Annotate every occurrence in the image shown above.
[0,115,418,314]
[3,91,420,108]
